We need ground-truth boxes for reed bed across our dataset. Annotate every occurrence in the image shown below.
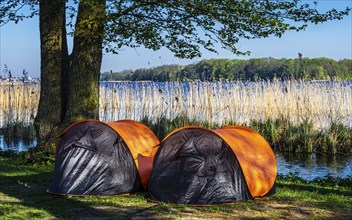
[100,81,352,130]
[1,81,351,130]
[100,81,352,154]
[0,82,39,138]
[1,80,351,153]
[0,82,40,127]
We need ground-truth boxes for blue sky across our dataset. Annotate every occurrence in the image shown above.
[0,0,351,77]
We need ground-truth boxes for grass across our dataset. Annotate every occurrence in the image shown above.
[0,157,351,219]
[249,119,352,154]
[141,117,352,154]
[2,115,351,157]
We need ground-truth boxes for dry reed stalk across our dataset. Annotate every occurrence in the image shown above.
[0,82,39,128]
[1,81,351,131]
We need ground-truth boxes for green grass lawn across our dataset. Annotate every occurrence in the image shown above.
[0,157,351,220]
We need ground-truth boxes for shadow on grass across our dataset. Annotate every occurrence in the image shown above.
[276,181,352,197]
[275,182,352,220]
[0,158,160,219]
[1,157,351,219]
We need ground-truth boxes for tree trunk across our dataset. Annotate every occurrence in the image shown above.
[61,12,70,123]
[65,0,106,124]
[34,0,67,150]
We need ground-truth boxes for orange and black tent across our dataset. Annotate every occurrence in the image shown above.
[148,126,277,205]
[48,120,159,195]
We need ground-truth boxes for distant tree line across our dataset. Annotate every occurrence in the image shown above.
[101,58,352,81]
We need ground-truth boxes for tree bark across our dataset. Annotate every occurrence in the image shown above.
[65,0,106,124]
[34,0,67,149]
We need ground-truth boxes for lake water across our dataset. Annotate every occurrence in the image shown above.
[0,135,351,181]
[276,152,351,181]
[0,135,37,152]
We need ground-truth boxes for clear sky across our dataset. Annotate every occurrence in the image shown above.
[0,0,351,77]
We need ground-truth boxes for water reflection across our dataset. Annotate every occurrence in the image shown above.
[0,135,37,152]
[0,135,351,180]
[276,151,352,180]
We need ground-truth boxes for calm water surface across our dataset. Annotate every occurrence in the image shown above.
[0,135,351,180]
[0,135,37,152]
[276,152,351,180]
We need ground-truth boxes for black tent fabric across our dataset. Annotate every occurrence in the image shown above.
[48,121,143,195]
[148,129,252,205]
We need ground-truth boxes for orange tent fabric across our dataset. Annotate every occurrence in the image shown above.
[162,125,276,198]
[106,120,159,188]
[213,126,276,197]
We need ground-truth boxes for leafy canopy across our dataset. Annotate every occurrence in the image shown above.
[1,0,350,58]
